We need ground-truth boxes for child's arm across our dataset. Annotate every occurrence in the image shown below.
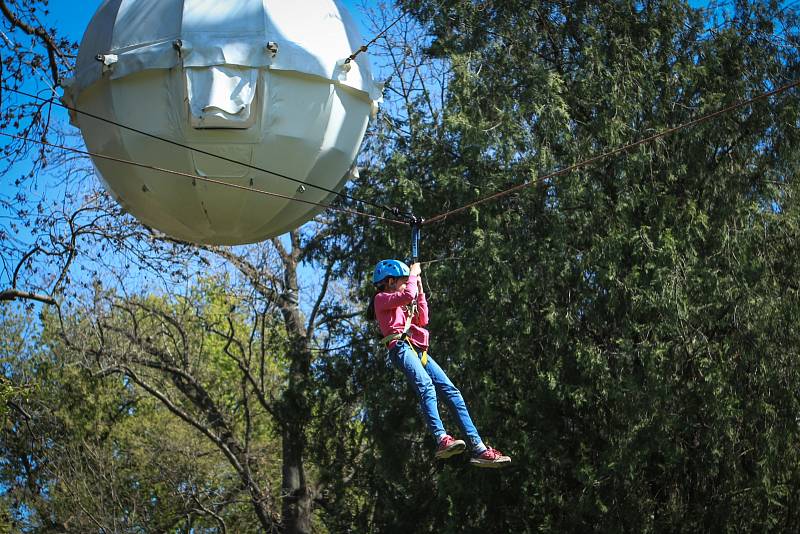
[375,274,419,310]
[413,276,429,327]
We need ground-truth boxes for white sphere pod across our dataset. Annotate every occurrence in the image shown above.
[64,0,382,245]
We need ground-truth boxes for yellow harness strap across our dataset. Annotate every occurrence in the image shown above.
[381,301,427,365]
[381,333,428,366]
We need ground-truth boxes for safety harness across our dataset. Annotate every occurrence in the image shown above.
[380,300,428,366]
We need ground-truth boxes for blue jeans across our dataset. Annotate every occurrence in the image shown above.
[389,342,483,450]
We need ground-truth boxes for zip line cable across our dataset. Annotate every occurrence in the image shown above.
[345,10,407,64]
[3,77,797,236]
[1,85,407,218]
[0,131,409,227]
[423,78,800,227]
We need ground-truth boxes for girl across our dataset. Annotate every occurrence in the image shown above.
[367,259,511,468]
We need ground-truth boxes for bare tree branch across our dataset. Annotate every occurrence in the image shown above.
[306,256,336,340]
[97,364,281,531]
[0,0,67,84]
[0,288,57,305]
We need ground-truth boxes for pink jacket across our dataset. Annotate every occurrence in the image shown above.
[374,274,429,350]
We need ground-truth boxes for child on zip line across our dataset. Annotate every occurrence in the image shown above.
[367,259,511,468]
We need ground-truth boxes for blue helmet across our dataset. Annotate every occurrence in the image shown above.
[372,259,410,285]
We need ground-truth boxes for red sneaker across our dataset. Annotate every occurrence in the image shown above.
[435,435,466,459]
[470,447,511,468]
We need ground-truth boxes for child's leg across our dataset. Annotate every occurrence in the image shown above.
[423,355,485,453]
[389,343,447,441]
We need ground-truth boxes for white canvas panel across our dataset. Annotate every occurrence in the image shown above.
[186,66,259,128]
[71,0,382,98]
[112,0,183,50]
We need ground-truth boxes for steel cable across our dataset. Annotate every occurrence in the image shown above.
[423,78,800,226]
[2,86,405,217]
[0,131,409,227]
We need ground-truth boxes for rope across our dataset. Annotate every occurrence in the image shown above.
[2,86,400,216]
[6,75,797,235]
[0,131,409,227]
[423,78,800,226]
[345,10,406,64]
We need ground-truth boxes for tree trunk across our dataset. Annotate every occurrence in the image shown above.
[279,335,314,534]
[282,422,313,534]
[278,235,315,533]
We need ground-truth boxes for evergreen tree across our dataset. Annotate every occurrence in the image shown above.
[336,1,800,531]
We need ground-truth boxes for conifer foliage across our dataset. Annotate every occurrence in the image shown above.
[339,0,800,531]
